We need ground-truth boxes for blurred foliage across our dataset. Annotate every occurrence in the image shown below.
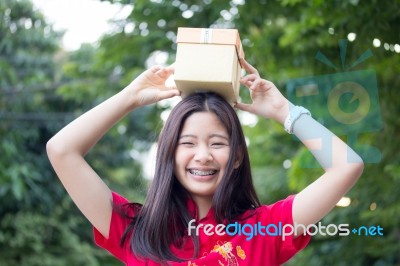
[0,0,109,265]
[0,0,62,214]
[1,0,399,265]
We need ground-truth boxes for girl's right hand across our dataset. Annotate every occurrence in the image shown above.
[125,65,180,108]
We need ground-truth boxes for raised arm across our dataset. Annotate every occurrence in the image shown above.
[235,58,364,235]
[46,66,179,238]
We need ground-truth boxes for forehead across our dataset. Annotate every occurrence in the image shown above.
[180,111,228,136]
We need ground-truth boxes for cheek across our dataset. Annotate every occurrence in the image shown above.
[175,147,191,168]
[174,152,181,171]
[215,149,231,166]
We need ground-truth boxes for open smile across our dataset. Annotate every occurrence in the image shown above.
[189,169,218,176]
[187,168,219,181]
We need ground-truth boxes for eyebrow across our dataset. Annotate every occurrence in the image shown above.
[179,134,229,141]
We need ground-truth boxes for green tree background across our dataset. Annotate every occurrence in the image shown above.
[0,0,399,265]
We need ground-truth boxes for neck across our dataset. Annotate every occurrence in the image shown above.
[192,195,213,220]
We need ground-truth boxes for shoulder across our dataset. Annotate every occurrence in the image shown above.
[111,191,142,218]
[241,195,296,222]
[111,191,129,205]
[261,194,296,213]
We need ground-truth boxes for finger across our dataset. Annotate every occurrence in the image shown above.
[158,89,181,100]
[241,75,261,90]
[150,65,162,73]
[234,102,253,113]
[259,79,275,91]
[250,78,262,90]
[240,58,259,75]
[163,65,175,74]
[240,74,259,83]
[241,79,253,89]
[156,67,173,79]
[164,83,178,91]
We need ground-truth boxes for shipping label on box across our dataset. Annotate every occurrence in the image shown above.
[286,40,382,167]
[174,28,244,103]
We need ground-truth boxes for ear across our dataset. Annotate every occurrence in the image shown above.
[233,150,243,169]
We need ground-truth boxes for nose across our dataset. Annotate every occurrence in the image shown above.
[194,144,213,164]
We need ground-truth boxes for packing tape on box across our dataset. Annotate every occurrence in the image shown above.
[200,28,213,43]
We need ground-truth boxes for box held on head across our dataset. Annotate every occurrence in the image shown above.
[174,27,245,103]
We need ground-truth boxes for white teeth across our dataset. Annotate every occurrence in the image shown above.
[189,169,217,176]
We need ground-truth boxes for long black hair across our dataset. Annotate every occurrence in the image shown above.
[121,92,260,262]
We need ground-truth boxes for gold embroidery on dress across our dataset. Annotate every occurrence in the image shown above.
[211,241,246,266]
[236,246,246,260]
[212,241,233,260]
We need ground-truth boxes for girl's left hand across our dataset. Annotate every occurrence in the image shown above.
[234,58,289,124]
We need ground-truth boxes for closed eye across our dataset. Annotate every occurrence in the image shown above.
[180,142,194,146]
[212,143,228,147]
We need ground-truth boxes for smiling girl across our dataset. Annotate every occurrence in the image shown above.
[47,58,363,265]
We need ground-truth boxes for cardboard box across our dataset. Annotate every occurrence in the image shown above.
[174,27,244,103]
